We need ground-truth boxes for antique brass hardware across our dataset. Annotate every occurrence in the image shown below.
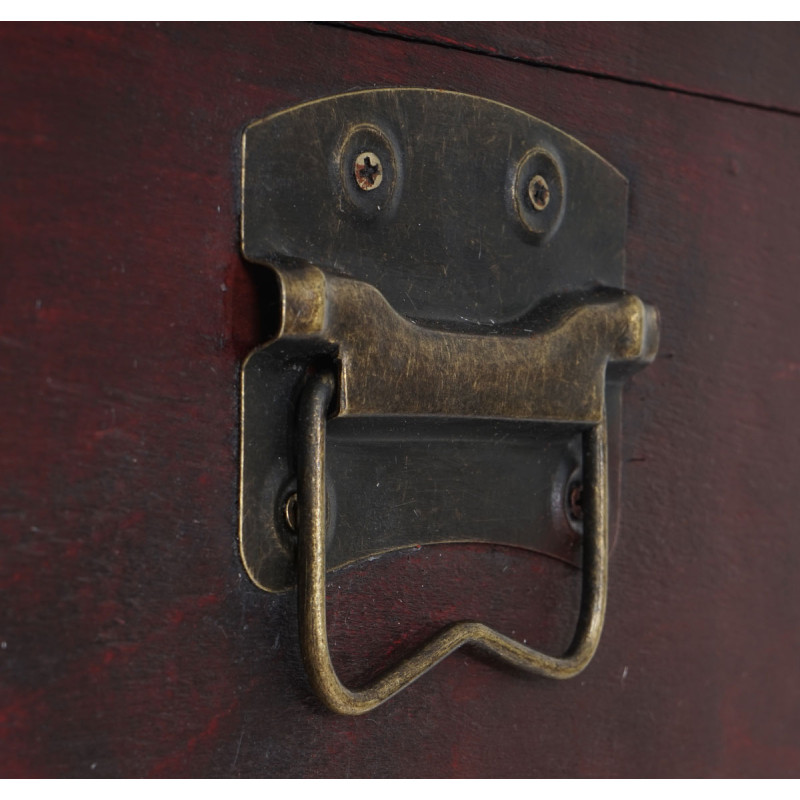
[239,89,659,713]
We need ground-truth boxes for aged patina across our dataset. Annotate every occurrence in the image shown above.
[239,89,659,713]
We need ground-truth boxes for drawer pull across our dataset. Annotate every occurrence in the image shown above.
[238,89,659,712]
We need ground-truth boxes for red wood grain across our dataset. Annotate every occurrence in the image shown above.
[347,22,800,114]
[1,22,799,777]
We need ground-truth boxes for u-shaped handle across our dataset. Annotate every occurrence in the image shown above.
[297,369,609,715]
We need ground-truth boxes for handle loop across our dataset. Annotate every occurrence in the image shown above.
[297,369,609,715]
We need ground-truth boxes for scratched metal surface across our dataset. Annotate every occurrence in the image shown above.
[243,88,628,326]
[240,89,629,591]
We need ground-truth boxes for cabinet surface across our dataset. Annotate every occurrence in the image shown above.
[1,22,799,777]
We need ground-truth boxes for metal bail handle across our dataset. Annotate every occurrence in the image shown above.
[239,90,661,712]
[296,368,609,716]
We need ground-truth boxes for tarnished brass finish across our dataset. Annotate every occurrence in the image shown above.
[271,264,657,425]
[240,89,638,592]
[241,89,628,325]
[238,89,660,712]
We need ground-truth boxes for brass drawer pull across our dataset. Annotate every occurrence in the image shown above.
[297,368,609,715]
[238,89,660,713]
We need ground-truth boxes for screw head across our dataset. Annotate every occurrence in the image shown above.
[354,151,383,191]
[567,481,584,524]
[283,492,298,532]
[528,174,550,211]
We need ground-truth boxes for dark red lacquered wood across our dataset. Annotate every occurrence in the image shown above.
[346,22,800,114]
[0,22,799,777]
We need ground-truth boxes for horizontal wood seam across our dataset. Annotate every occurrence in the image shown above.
[323,22,800,119]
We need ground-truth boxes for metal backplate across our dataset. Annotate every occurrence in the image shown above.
[241,89,628,592]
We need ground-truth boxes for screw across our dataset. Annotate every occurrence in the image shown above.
[567,481,584,524]
[283,492,298,532]
[528,174,550,211]
[354,151,383,191]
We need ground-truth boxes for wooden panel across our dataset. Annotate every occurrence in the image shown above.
[1,22,799,777]
[346,22,800,113]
